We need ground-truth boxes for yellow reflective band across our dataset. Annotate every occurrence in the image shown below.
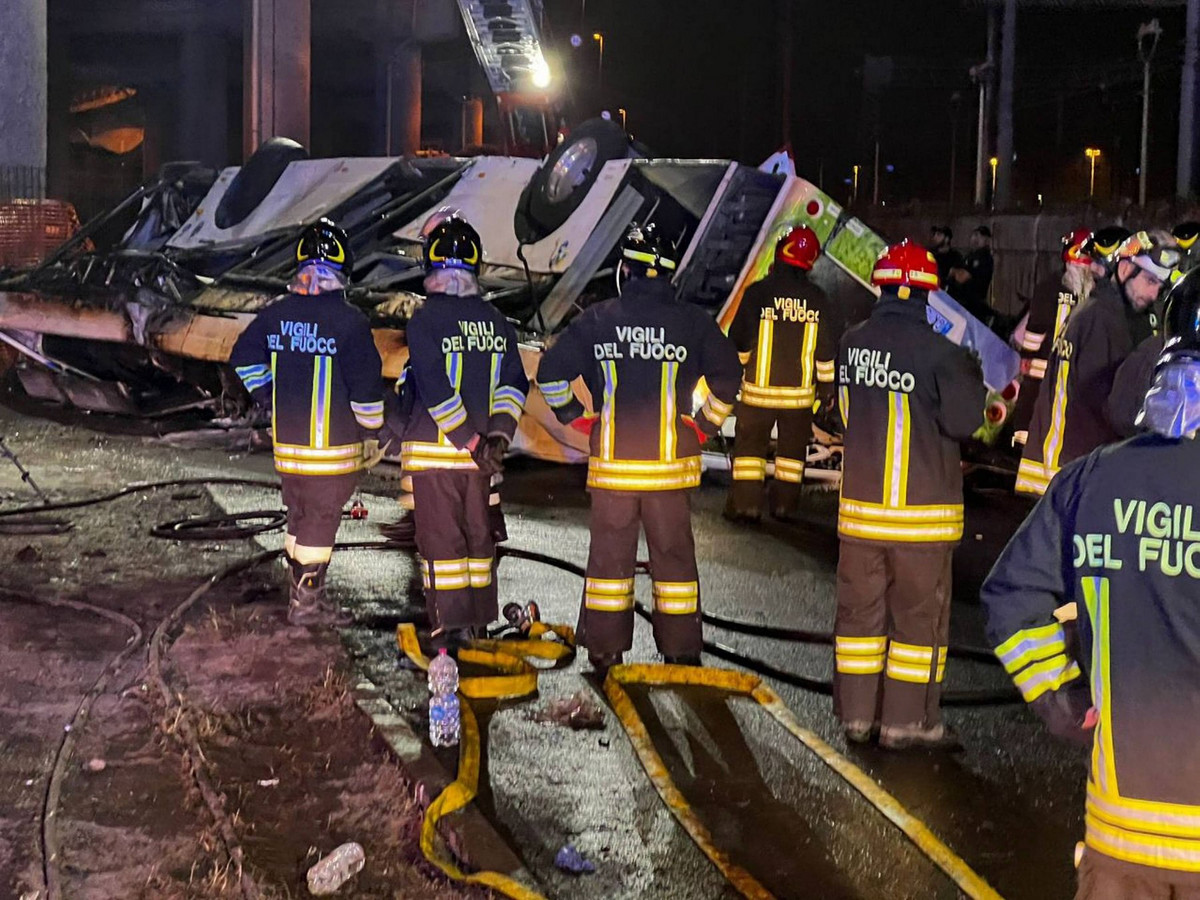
[1011,653,1082,702]
[275,442,363,460]
[585,577,634,594]
[773,456,805,483]
[995,622,1067,675]
[732,457,768,481]
[835,635,888,654]
[601,360,617,461]
[701,392,733,427]
[755,317,774,386]
[1029,359,1048,379]
[539,379,574,408]
[661,361,678,462]
[653,580,699,615]
[1014,458,1054,496]
[1082,576,1119,794]
[837,518,964,543]
[883,391,911,508]
[886,660,934,684]
[1022,332,1045,352]
[400,441,476,472]
[835,635,887,674]
[587,456,702,491]
[816,359,836,384]
[740,381,816,409]
[837,499,964,540]
[1088,785,1200,841]
[584,576,634,612]
[837,657,886,675]
[838,384,850,429]
[800,321,818,388]
[468,558,493,588]
[1043,359,1070,472]
[1086,814,1200,873]
[888,641,935,664]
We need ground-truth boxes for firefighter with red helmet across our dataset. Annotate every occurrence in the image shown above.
[1010,228,1096,449]
[833,239,986,749]
[230,218,385,626]
[724,226,840,522]
[1016,229,1176,496]
[536,224,742,673]
[400,215,528,648]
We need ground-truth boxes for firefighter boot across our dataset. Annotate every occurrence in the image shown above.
[588,652,623,680]
[287,560,352,627]
[878,722,963,752]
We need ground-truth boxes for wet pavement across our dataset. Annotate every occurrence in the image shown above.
[0,401,1087,900]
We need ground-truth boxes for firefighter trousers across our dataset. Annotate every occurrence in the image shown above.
[281,472,360,564]
[411,470,497,632]
[1076,851,1200,900]
[727,402,812,519]
[833,540,953,730]
[582,489,702,658]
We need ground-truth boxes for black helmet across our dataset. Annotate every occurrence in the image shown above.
[424,215,482,273]
[296,218,352,272]
[1081,225,1132,271]
[621,223,676,277]
[1172,221,1200,251]
[1161,269,1200,362]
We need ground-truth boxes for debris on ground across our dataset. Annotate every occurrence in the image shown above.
[307,841,366,896]
[532,690,606,730]
[554,844,596,875]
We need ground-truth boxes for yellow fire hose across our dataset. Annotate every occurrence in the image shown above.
[397,621,1003,900]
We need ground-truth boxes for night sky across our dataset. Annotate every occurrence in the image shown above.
[551,0,1191,206]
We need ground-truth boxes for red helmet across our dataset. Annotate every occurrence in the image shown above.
[871,239,940,292]
[775,226,820,270]
[1061,228,1092,266]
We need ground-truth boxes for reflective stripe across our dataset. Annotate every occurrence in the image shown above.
[884,391,911,507]
[1013,430,1029,446]
[600,360,617,461]
[1083,576,1118,794]
[815,359,836,384]
[661,361,678,462]
[838,384,850,429]
[700,391,734,427]
[838,497,964,543]
[773,456,805,483]
[275,457,362,476]
[1086,800,1200,872]
[994,622,1068,675]
[800,322,818,389]
[1029,359,1048,380]
[468,557,493,588]
[1011,652,1082,702]
[275,442,362,460]
[430,393,467,433]
[1042,359,1070,473]
[834,635,886,674]
[1014,458,1055,497]
[740,381,816,409]
[653,581,699,615]
[425,557,471,591]
[1088,784,1200,841]
[1022,331,1045,352]
[587,456,702,491]
[732,456,768,481]
[236,363,272,392]
[400,440,477,472]
[838,519,964,542]
[492,384,527,422]
[539,379,574,409]
[310,355,333,448]
[351,399,384,430]
[886,641,936,684]
[585,576,634,612]
[755,317,774,385]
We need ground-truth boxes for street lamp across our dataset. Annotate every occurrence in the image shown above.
[852,164,860,204]
[617,107,627,130]
[989,156,998,204]
[592,32,605,88]
[1085,147,1101,199]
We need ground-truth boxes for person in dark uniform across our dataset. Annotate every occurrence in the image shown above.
[949,225,995,325]
[833,239,986,750]
[536,224,741,674]
[1010,228,1100,449]
[983,270,1200,900]
[1173,221,1200,274]
[231,218,385,625]
[725,225,840,522]
[1017,231,1177,497]
[399,216,528,647]
[929,225,963,288]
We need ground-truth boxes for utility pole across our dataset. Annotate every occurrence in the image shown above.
[780,0,793,149]
[1138,19,1162,208]
[1179,0,1199,199]
[950,92,962,208]
[971,8,997,209]
[994,0,1017,210]
[873,139,881,206]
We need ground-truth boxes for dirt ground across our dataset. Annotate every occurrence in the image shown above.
[0,442,482,899]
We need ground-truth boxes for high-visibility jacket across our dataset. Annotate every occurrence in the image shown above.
[400,291,528,472]
[1021,271,1078,384]
[728,267,839,409]
[536,276,741,492]
[1017,280,1157,496]
[230,291,384,476]
[984,434,1200,879]
[836,295,986,543]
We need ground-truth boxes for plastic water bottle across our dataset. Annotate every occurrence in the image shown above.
[428,647,460,695]
[306,842,365,896]
[429,691,461,747]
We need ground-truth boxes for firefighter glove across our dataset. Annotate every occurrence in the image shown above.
[362,437,391,470]
[471,434,509,476]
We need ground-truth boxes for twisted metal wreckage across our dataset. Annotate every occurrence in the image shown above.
[0,123,1019,472]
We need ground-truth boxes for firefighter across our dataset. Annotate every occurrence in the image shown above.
[230,218,385,625]
[1173,220,1200,273]
[724,226,839,522]
[536,224,741,673]
[1016,230,1177,497]
[400,215,528,647]
[833,240,986,749]
[982,270,1200,899]
[1010,228,1096,449]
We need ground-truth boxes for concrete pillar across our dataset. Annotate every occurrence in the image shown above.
[244,0,310,159]
[0,0,47,199]
[461,96,483,151]
[181,30,229,168]
[386,41,421,156]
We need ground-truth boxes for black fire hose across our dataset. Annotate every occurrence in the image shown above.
[497,546,1020,707]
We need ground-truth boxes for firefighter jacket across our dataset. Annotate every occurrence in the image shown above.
[836,294,987,544]
[1017,280,1157,495]
[231,291,384,476]
[1021,271,1078,383]
[983,434,1200,878]
[536,276,741,492]
[728,267,839,409]
[399,292,528,472]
